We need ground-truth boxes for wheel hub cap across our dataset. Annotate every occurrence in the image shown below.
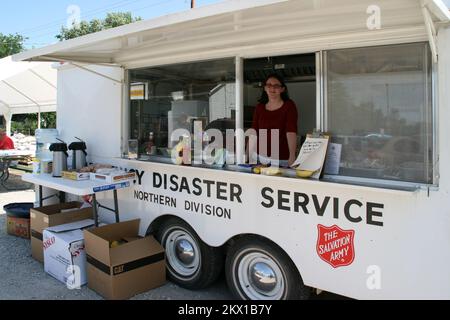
[175,239,195,264]
[236,252,285,300]
[250,262,277,292]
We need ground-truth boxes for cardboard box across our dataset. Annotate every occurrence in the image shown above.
[43,219,95,287]
[84,219,166,300]
[62,171,90,181]
[89,171,136,183]
[30,202,93,263]
[7,215,30,239]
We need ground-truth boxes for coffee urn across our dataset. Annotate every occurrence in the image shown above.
[69,140,87,170]
[49,142,68,177]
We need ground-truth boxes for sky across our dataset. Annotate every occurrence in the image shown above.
[0,0,222,49]
[1,0,449,49]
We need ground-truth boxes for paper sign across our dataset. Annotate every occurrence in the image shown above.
[291,136,329,179]
[130,83,147,100]
[324,143,342,175]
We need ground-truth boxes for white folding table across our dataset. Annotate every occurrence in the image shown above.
[0,150,33,187]
[22,173,134,226]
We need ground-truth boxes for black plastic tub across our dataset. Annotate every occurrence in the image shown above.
[3,203,34,219]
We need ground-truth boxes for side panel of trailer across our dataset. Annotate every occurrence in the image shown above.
[56,64,124,159]
[54,24,450,300]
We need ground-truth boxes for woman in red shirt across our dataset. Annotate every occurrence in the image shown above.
[250,74,298,166]
[0,129,15,150]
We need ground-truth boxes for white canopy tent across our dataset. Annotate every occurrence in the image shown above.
[0,56,57,136]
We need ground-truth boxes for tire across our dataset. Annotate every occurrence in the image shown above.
[155,218,223,289]
[225,237,311,300]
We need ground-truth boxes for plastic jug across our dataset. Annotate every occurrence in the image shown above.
[35,129,59,161]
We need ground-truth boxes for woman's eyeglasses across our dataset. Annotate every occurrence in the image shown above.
[265,83,283,89]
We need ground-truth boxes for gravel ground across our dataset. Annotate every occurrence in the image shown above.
[0,170,233,300]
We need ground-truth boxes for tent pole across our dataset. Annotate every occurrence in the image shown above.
[29,70,57,89]
[5,112,12,137]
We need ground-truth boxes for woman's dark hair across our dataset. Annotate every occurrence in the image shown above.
[258,73,290,104]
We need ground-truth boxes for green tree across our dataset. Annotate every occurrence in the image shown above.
[0,33,26,58]
[104,12,139,28]
[56,12,141,41]
[11,112,57,136]
[41,112,57,129]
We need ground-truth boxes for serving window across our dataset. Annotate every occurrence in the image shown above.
[325,43,433,184]
[129,58,235,160]
[243,54,317,149]
[127,42,435,188]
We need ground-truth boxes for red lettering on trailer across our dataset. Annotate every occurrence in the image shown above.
[316,224,355,268]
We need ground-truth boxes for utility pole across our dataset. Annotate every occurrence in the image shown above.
[191,0,195,9]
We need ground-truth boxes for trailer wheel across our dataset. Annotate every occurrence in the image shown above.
[156,218,223,289]
[225,237,310,300]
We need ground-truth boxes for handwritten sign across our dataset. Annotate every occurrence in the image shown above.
[291,135,329,179]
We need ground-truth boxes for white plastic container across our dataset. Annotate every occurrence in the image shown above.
[35,129,59,161]
[34,129,60,207]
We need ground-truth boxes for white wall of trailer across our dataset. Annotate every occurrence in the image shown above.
[53,30,450,301]
[56,64,124,159]
[89,158,448,300]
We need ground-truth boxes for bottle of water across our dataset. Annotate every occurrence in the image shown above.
[34,129,60,207]
[146,132,156,155]
[35,129,59,161]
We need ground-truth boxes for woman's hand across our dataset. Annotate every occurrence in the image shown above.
[288,156,296,167]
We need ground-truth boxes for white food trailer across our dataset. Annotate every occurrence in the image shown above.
[14,0,450,299]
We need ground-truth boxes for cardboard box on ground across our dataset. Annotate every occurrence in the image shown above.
[43,219,95,287]
[84,219,166,300]
[30,202,93,262]
[7,216,30,239]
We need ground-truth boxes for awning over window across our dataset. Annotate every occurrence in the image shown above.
[13,0,450,68]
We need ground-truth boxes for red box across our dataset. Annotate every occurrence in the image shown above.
[7,215,30,239]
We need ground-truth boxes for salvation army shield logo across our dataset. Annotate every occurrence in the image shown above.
[316,224,355,268]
